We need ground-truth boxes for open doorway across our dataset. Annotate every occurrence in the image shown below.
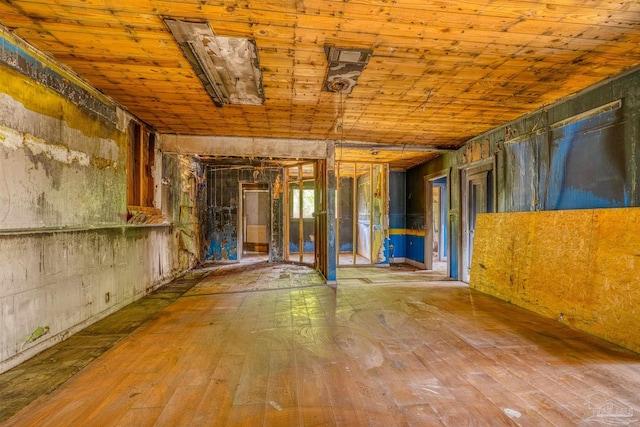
[286,163,316,265]
[239,183,270,263]
[425,173,449,275]
[336,162,388,266]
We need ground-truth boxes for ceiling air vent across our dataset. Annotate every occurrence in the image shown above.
[323,46,373,94]
[165,19,265,107]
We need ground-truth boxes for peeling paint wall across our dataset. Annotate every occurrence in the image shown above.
[0,227,177,372]
[0,30,117,124]
[0,32,195,373]
[0,74,125,228]
[161,153,206,268]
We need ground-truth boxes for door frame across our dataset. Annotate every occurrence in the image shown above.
[424,170,450,271]
[335,162,389,266]
[238,182,270,262]
[315,159,328,278]
[285,161,321,267]
[459,158,496,282]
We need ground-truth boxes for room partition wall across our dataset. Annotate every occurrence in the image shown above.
[337,162,388,265]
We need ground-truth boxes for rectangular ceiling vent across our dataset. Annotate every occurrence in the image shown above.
[165,19,265,107]
[323,46,373,94]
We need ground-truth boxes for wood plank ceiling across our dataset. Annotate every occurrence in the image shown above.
[1,0,639,166]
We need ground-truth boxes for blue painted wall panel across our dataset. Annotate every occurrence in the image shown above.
[207,206,238,261]
[406,235,425,264]
[389,214,406,229]
[389,234,406,259]
[546,107,628,210]
[449,230,458,279]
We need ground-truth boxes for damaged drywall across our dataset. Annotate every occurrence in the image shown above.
[0,227,177,372]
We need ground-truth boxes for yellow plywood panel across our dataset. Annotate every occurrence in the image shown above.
[589,209,640,351]
[471,209,640,354]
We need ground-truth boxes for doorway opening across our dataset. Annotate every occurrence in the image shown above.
[239,183,270,263]
[425,175,448,274]
[337,162,388,266]
[285,163,317,265]
[461,162,494,282]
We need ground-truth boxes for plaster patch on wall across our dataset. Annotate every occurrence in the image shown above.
[23,134,90,166]
[0,125,122,226]
[0,125,22,150]
[1,125,89,166]
[0,125,120,170]
[0,94,120,163]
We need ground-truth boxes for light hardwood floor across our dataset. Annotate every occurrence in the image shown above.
[4,263,640,426]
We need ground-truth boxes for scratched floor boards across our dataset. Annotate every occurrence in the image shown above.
[4,263,640,426]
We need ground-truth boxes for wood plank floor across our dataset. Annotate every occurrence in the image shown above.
[4,263,640,426]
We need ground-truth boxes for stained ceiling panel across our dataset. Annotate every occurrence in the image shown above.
[0,0,639,156]
[165,19,265,107]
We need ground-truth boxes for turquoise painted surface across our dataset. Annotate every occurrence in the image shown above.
[406,234,424,264]
[389,233,406,259]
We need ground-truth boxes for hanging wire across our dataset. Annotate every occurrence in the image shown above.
[339,90,345,162]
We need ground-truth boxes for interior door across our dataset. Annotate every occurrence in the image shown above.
[425,175,448,272]
[468,174,487,268]
[463,171,489,282]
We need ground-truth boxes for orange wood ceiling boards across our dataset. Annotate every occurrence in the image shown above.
[1,0,639,154]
